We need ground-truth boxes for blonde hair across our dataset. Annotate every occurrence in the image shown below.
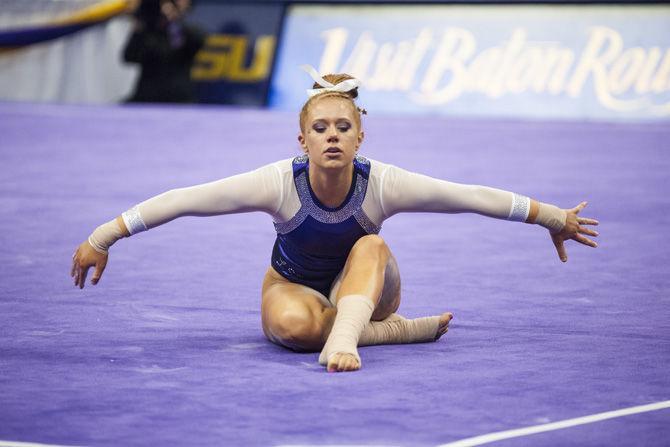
[299,73,367,132]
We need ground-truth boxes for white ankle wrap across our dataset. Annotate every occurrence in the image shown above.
[319,294,374,366]
[359,314,441,346]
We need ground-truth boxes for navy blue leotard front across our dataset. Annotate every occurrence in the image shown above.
[271,155,381,297]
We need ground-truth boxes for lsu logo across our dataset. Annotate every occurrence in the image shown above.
[192,34,276,82]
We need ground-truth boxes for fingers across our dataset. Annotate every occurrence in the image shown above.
[91,258,108,285]
[573,233,598,248]
[572,201,588,215]
[578,217,599,226]
[578,226,599,237]
[73,262,80,286]
[550,203,599,261]
[553,236,567,262]
[71,251,86,289]
[78,265,89,289]
[70,253,77,278]
[71,242,109,289]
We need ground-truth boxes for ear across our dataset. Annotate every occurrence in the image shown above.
[356,131,365,151]
[297,134,308,153]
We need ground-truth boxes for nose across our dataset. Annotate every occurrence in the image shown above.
[327,128,339,143]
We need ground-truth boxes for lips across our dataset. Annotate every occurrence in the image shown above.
[325,147,342,153]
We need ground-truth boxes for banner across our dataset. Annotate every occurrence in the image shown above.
[189,1,284,106]
[0,0,128,49]
[270,4,670,121]
[0,16,138,103]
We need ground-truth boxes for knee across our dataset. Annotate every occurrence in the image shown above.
[351,235,390,260]
[271,308,323,351]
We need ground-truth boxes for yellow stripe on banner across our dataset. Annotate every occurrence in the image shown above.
[55,0,130,26]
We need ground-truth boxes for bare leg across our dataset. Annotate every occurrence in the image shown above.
[330,252,453,346]
[321,235,403,372]
[262,238,453,370]
[261,268,335,352]
[262,235,395,358]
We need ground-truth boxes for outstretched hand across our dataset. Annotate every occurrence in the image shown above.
[71,241,108,289]
[550,201,599,262]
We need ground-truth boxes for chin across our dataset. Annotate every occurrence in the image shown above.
[321,157,353,169]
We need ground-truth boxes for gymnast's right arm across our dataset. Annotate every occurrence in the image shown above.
[70,163,282,289]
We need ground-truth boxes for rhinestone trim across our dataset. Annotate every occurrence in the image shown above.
[274,157,380,235]
[509,193,530,222]
[354,210,381,234]
[122,206,148,235]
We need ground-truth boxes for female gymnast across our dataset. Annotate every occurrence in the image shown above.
[71,67,599,373]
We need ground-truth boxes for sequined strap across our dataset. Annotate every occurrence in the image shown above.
[353,155,370,177]
[292,155,309,176]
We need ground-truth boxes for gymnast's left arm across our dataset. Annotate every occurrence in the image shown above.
[379,165,598,262]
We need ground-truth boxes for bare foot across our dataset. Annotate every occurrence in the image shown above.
[327,353,360,373]
[435,312,453,341]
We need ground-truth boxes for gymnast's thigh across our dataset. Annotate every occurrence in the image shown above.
[261,267,332,345]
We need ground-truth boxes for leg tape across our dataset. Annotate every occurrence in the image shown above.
[359,314,441,346]
[318,294,374,366]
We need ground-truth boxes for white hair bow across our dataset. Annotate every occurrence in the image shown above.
[300,64,361,98]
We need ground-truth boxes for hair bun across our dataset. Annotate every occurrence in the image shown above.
[313,74,359,99]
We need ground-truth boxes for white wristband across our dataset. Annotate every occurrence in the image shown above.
[508,193,531,222]
[122,206,148,235]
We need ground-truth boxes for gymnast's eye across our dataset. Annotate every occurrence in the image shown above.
[337,123,351,132]
[312,124,326,133]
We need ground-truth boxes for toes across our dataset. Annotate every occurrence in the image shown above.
[327,354,341,372]
[339,356,350,371]
[435,312,454,341]
[438,312,454,326]
[327,353,360,372]
[345,355,360,371]
[439,313,453,329]
[337,355,348,372]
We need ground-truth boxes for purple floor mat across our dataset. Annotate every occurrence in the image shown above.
[1,102,669,447]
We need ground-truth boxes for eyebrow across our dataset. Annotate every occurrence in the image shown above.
[311,118,352,124]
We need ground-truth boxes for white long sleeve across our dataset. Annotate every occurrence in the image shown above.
[91,157,544,253]
[129,162,284,231]
[377,164,524,221]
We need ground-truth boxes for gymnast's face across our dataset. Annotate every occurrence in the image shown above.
[298,96,364,171]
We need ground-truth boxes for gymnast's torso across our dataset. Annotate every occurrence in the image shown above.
[271,155,381,296]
